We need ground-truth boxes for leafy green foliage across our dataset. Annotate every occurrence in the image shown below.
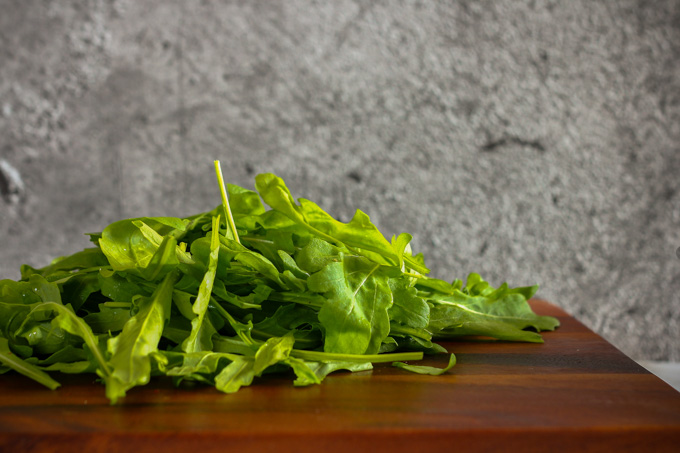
[0,162,559,403]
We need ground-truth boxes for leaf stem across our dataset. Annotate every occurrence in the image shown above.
[403,271,425,279]
[290,349,423,363]
[214,160,241,244]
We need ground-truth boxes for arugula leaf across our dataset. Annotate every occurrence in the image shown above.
[41,361,94,374]
[308,254,393,355]
[20,302,110,378]
[218,235,287,289]
[36,345,88,366]
[253,333,295,376]
[393,353,456,376]
[288,359,372,387]
[20,321,79,356]
[25,274,62,305]
[104,270,178,403]
[0,337,61,389]
[182,216,221,353]
[388,277,430,330]
[21,248,109,279]
[98,218,189,280]
[426,275,559,342]
[214,356,255,393]
[83,304,132,333]
[251,303,322,349]
[154,350,240,385]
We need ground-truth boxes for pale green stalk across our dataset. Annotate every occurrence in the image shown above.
[214,160,240,244]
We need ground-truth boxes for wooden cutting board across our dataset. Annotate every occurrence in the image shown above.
[1,300,679,452]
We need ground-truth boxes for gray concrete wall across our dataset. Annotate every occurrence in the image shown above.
[1,0,678,361]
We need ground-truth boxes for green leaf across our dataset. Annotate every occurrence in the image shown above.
[391,233,412,270]
[240,236,286,270]
[0,337,61,390]
[60,271,100,312]
[251,303,321,349]
[295,238,342,274]
[308,254,393,355]
[155,350,239,382]
[210,301,256,346]
[20,322,79,355]
[104,270,178,403]
[388,277,430,330]
[0,279,42,305]
[211,281,266,310]
[212,335,258,356]
[214,356,255,393]
[253,333,295,376]
[27,274,62,305]
[83,305,132,333]
[387,335,447,354]
[217,235,287,289]
[288,358,372,387]
[36,345,88,366]
[182,216,221,353]
[25,248,109,278]
[213,333,297,393]
[416,276,460,295]
[427,279,559,342]
[228,184,266,215]
[278,250,308,279]
[42,360,94,374]
[284,356,321,386]
[98,269,145,302]
[20,302,110,378]
[393,353,456,376]
[227,183,266,228]
[98,218,188,280]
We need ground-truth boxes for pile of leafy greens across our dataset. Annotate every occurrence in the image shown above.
[0,162,559,403]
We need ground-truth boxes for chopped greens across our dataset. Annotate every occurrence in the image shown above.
[0,161,559,403]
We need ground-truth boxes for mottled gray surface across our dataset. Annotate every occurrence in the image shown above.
[1,0,679,361]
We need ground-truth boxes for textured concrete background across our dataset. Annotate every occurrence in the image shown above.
[1,0,679,361]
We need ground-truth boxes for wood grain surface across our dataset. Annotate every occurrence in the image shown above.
[1,300,679,452]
